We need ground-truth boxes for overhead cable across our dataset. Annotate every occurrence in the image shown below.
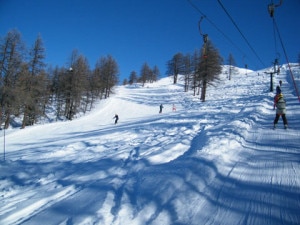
[217,0,266,68]
[272,16,300,102]
[186,0,246,59]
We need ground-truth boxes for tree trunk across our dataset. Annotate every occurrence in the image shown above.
[173,73,178,84]
[4,111,10,129]
[21,106,28,129]
[201,80,207,102]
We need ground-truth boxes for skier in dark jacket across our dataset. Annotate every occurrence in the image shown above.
[113,114,119,124]
[159,104,163,113]
[273,93,288,129]
[276,85,281,95]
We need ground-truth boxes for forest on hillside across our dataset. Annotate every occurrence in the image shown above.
[0,29,223,129]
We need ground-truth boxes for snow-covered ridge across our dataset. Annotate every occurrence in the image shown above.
[0,66,299,225]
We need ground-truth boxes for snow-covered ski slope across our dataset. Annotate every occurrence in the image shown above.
[1,65,300,225]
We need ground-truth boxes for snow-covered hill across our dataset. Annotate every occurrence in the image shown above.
[1,66,300,225]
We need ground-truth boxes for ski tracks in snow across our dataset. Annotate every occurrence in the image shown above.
[1,69,300,224]
[1,179,78,225]
[182,70,300,224]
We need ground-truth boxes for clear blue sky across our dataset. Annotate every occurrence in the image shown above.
[1,0,299,82]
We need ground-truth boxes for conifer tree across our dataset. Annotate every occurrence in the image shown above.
[197,40,223,102]
[167,52,184,84]
[152,65,160,82]
[64,50,90,120]
[139,63,152,86]
[191,49,201,96]
[227,53,236,80]
[97,55,119,99]
[0,29,24,128]
[122,78,128,85]
[50,66,66,120]
[21,34,46,128]
[129,71,137,85]
[182,53,193,92]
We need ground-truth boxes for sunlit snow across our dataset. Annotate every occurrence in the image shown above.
[1,65,300,225]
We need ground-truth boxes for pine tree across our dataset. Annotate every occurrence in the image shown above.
[227,53,236,80]
[151,65,160,83]
[182,53,193,92]
[21,34,46,128]
[139,63,152,86]
[197,40,223,102]
[64,50,90,120]
[97,55,119,99]
[191,50,201,96]
[0,29,24,129]
[129,71,137,85]
[167,52,184,84]
[49,66,66,120]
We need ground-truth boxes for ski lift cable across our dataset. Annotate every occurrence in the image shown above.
[217,0,266,68]
[269,0,282,59]
[272,19,279,59]
[186,0,248,63]
[269,0,300,102]
[272,16,300,102]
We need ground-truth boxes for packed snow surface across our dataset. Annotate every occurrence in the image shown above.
[1,66,300,225]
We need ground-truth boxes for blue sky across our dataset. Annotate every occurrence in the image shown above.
[1,0,299,82]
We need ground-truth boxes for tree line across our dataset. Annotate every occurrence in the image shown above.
[122,63,160,86]
[0,30,163,129]
[0,29,224,129]
[166,39,223,102]
[0,30,120,129]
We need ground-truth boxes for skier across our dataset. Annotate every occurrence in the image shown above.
[273,92,288,129]
[172,104,176,111]
[279,80,282,86]
[113,114,119,124]
[276,85,281,95]
[159,104,163,113]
